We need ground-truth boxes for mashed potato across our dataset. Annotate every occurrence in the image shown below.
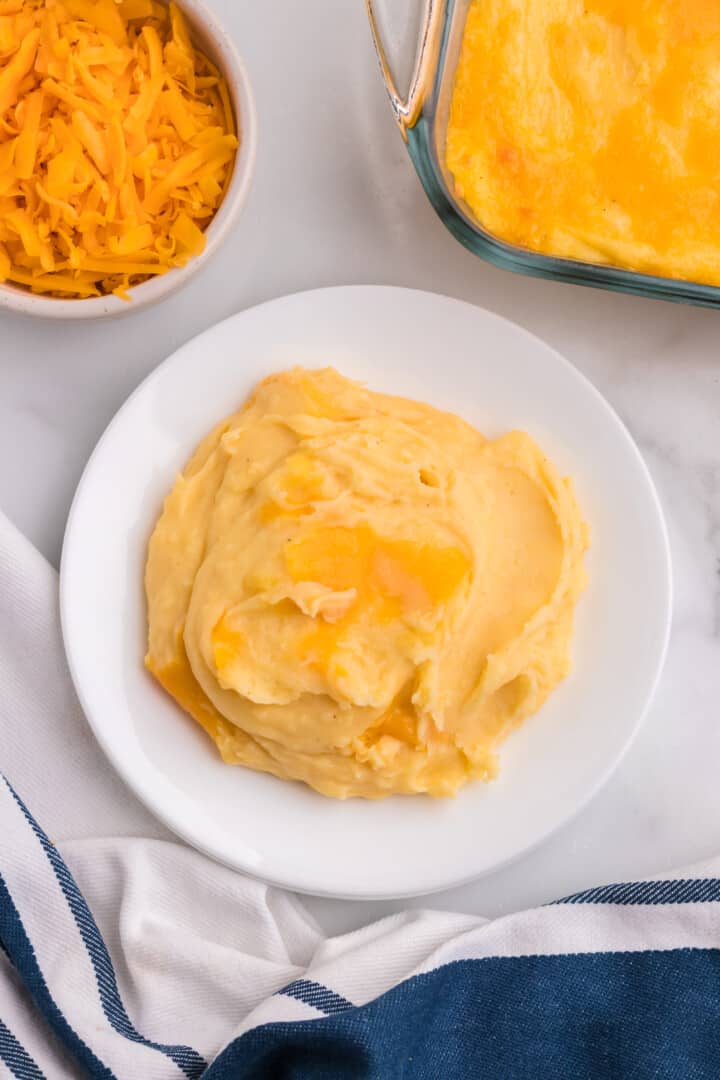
[145,368,588,799]
[446,0,720,285]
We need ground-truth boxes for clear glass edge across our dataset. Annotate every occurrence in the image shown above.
[407,0,720,310]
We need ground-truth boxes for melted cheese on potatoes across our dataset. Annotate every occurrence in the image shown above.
[446,0,720,285]
[145,368,588,799]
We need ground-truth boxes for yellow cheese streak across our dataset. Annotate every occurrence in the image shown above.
[145,368,589,800]
[0,0,237,299]
[446,0,720,287]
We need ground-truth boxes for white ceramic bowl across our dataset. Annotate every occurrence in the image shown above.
[61,286,672,898]
[0,0,256,321]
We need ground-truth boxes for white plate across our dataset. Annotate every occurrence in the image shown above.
[60,286,672,899]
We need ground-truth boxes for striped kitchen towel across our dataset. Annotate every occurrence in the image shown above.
[2,772,720,1079]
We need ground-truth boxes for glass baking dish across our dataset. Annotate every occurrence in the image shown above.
[367,0,720,309]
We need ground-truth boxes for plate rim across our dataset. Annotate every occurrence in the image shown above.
[59,284,673,899]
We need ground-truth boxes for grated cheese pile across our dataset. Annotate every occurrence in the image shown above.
[0,0,238,299]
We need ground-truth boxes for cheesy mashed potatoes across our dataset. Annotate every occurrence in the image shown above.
[145,369,588,799]
[446,0,720,285]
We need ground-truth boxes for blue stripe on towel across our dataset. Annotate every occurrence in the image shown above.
[280,979,354,1015]
[204,947,720,1080]
[3,778,207,1080]
[0,870,115,1080]
[555,877,720,906]
[0,1018,46,1080]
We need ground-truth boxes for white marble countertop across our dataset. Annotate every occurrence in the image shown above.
[1,0,719,937]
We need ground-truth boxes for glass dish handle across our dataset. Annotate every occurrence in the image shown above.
[366,0,444,137]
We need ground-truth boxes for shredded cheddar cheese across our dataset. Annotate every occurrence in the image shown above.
[0,0,238,299]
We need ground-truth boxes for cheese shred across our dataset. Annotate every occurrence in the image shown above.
[0,0,238,299]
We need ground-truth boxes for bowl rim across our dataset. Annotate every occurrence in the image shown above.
[0,0,257,321]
